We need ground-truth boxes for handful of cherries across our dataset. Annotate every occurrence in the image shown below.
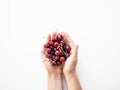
[44,33,71,66]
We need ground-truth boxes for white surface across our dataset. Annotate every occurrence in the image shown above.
[0,0,120,90]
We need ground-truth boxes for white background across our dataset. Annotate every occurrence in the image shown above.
[0,0,120,90]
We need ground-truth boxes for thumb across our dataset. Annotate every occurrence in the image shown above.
[72,45,79,61]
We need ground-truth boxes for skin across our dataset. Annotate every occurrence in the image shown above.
[41,32,82,90]
[62,32,82,90]
[41,32,63,90]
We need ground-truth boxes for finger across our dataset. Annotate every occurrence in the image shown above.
[74,45,79,57]
[52,32,57,38]
[61,32,68,42]
[61,32,71,46]
[65,32,74,45]
[41,46,45,60]
[61,32,75,51]
[41,44,49,62]
[41,44,44,55]
[72,45,79,61]
[63,32,74,48]
[43,33,51,55]
[46,34,51,43]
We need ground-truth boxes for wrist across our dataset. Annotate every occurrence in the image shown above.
[47,69,62,90]
[48,70,62,85]
[64,71,76,79]
[63,67,76,77]
[48,69,62,76]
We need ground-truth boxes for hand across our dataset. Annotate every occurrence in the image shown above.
[41,32,81,90]
[41,32,63,75]
[61,32,79,76]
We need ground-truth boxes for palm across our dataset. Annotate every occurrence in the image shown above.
[61,32,78,74]
[43,60,63,73]
[63,45,78,73]
[41,32,78,74]
[41,32,63,74]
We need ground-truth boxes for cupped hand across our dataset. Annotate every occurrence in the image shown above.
[61,32,79,76]
[41,32,63,75]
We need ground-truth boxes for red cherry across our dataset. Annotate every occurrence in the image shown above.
[56,61,62,66]
[55,50,61,56]
[54,56,60,61]
[44,43,49,48]
[60,56,65,61]
[60,40,65,46]
[61,51,65,56]
[65,45,71,52]
[52,36,57,41]
[49,40,54,45]
[46,48,51,54]
[46,54,52,59]
[53,48,57,51]
[50,46,54,50]
[65,53,70,58]
[57,34,63,41]
[57,45,61,50]
[54,42,59,47]
[51,61,56,66]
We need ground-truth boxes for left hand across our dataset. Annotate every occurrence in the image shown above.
[41,32,63,75]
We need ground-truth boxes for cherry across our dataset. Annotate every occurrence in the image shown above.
[60,51,64,56]
[56,61,62,66]
[52,36,57,41]
[53,48,57,51]
[57,34,63,41]
[50,46,54,50]
[51,61,56,66]
[60,40,65,46]
[54,56,60,61]
[63,45,66,50]
[46,54,52,59]
[54,42,59,47]
[60,56,65,61]
[57,45,61,50]
[65,53,70,58]
[55,50,61,56]
[49,40,54,45]
[65,45,71,52]
[46,48,51,54]
[44,43,49,48]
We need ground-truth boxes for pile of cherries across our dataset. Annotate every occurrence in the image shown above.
[44,33,71,66]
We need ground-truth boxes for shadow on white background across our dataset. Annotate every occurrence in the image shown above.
[0,0,120,90]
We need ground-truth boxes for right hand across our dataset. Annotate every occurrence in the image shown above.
[41,32,63,75]
[61,32,79,76]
